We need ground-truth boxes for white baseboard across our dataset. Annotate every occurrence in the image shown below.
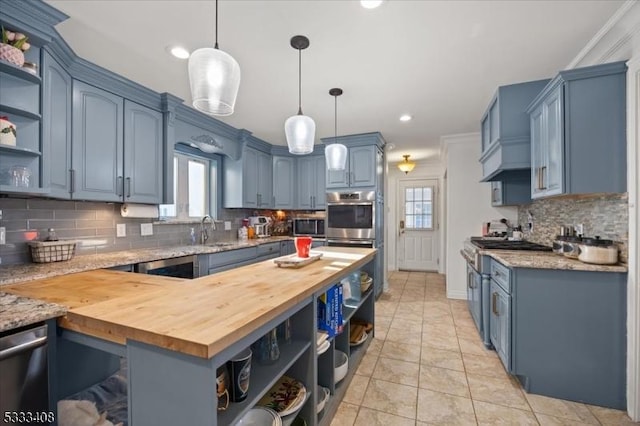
[446,290,467,300]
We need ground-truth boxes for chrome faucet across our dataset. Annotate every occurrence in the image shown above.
[201,215,215,244]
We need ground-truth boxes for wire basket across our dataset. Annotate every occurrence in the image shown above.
[27,240,77,263]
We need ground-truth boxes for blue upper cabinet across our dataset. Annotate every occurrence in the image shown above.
[527,61,627,199]
[72,81,124,202]
[296,155,325,210]
[273,156,295,209]
[123,100,163,204]
[479,79,550,182]
[224,144,273,209]
[42,50,72,199]
[323,133,385,191]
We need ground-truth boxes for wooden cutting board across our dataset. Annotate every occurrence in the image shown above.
[2,269,181,309]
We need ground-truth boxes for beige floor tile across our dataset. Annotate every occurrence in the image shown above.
[473,400,538,425]
[424,315,456,328]
[372,356,420,387]
[330,402,359,426]
[462,353,508,378]
[354,407,415,426]
[453,317,477,328]
[367,337,384,355]
[390,316,423,332]
[422,331,460,352]
[458,337,497,358]
[343,374,370,405]
[425,300,452,310]
[455,324,481,340]
[375,327,389,341]
[467,373,530,411]
[381,340,422,363]
[421,347,465,371]
[395,302,425,316]
[423,323,458,337]
[419,365,470,398]
[393,310,424,323]
[536,413,600,426]
[375,315,393,331]
[525,394,598,424]
[376,301,399,317]
[385,327,422,346]
[416,388,476,425]
[587,404,640,425]
[356,352,378,376]
[361,378,418,419]
[400,293,424,302]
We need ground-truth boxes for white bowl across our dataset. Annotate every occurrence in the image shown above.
[237,407,281,425]
[316,386,330,414]
[334,350,348,383]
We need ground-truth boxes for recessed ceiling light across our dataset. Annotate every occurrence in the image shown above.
[361,0,385,9]
[168,46,190,59]
[400,114,412,122]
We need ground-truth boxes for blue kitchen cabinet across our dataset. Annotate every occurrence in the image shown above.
[297,155,325,210]
[479,79,550,182]
[326,145,376,189]
[123,100,163,204]
[490,279,511,372]
[42,50,72,198]
[528,61,627,198]
[467,264,482,334]
[490,172,531,206]
[72,80,124,202]
[273,156,295,209]
[225,146,273,208]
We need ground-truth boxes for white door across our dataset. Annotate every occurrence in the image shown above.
[398,179,439,271]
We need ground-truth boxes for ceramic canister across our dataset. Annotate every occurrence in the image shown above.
[227,348,252,402]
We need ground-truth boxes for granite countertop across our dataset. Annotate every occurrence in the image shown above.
[0,236,294,286]
[480,249,628,273]
[0,292,67,332]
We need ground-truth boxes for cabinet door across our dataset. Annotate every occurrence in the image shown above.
[42,51,72,199]
[257,151,273,208]
[123,100,163,204]
[296,156,314,209]
[326,151,349,189]
[273,156,295,209]
[313,155,326,209]
[530,105,546,199]
[490,181,503,206]
[489,99,499,145]
[72,81,123,202]
[349,146,376,187]
[242,148,259,208]
[490,280,511,372]
[543,86,564,196]
[481,116,490,153]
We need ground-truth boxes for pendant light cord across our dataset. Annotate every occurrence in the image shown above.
[334,94,338,143]
[214,0,219,49]
[297,48,303,115]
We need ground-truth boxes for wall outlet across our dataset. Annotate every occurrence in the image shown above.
[140,223,153,236]
[224,221,231,231]
[0,227,5,245]
[116,223,126,238]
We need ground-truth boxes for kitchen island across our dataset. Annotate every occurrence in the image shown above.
[3,246,377,425]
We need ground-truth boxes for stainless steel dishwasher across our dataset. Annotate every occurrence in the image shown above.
[0,324,49,419]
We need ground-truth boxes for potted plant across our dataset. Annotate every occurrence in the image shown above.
[1,26,30,67]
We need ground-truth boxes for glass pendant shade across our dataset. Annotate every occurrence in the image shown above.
[285,114,316,155]
[188,47,241,116]
[398,154,416,174]
[325,143,347,170]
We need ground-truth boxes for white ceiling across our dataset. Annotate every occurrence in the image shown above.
[46,0,623,162]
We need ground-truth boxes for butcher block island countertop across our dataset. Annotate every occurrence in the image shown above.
[3,247,376,359]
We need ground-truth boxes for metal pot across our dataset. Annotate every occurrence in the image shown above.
[553,235,568,255]
[562,236,583,259]
[578,236,618,265]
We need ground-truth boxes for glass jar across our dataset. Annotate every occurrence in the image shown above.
[10,166,30,187]
[252,328,280,365]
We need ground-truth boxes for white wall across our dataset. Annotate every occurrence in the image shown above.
[442,133,518,299]
[386,159,445,273]
[567,1,640,419]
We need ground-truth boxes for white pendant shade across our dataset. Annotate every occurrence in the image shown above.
[285,114,316,155]
[188,47,241,116]
[325,143,347,170]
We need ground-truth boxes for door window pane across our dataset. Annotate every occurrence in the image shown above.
[406,188,414,201]
[404,185,435,230]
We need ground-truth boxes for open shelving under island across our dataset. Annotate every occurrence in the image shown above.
[5,246,377,426]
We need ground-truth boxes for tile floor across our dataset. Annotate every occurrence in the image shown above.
[330,271,639,426]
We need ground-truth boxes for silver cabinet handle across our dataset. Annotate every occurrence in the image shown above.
[492,292,499,316]
[117,176,123,197]
[126,177,131,198]
[346,170,350,185]
[540,166,547,190]
[70,169,75,194]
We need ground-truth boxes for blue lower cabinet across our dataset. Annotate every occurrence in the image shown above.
[467,265,482,335]
[489,279,511,372]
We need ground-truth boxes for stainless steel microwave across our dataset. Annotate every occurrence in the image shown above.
[292,218,325,237]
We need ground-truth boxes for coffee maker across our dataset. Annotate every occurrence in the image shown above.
[249,216,271,238]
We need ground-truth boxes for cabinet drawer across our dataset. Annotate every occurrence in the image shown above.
[208,247,257,268]
[490,259,511,292]
[257,242,280,257]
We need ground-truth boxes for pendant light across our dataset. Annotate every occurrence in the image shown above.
[398,154,416,174]
[285,35,315,155]
[325,88,348,171]
[188,0,240,116]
